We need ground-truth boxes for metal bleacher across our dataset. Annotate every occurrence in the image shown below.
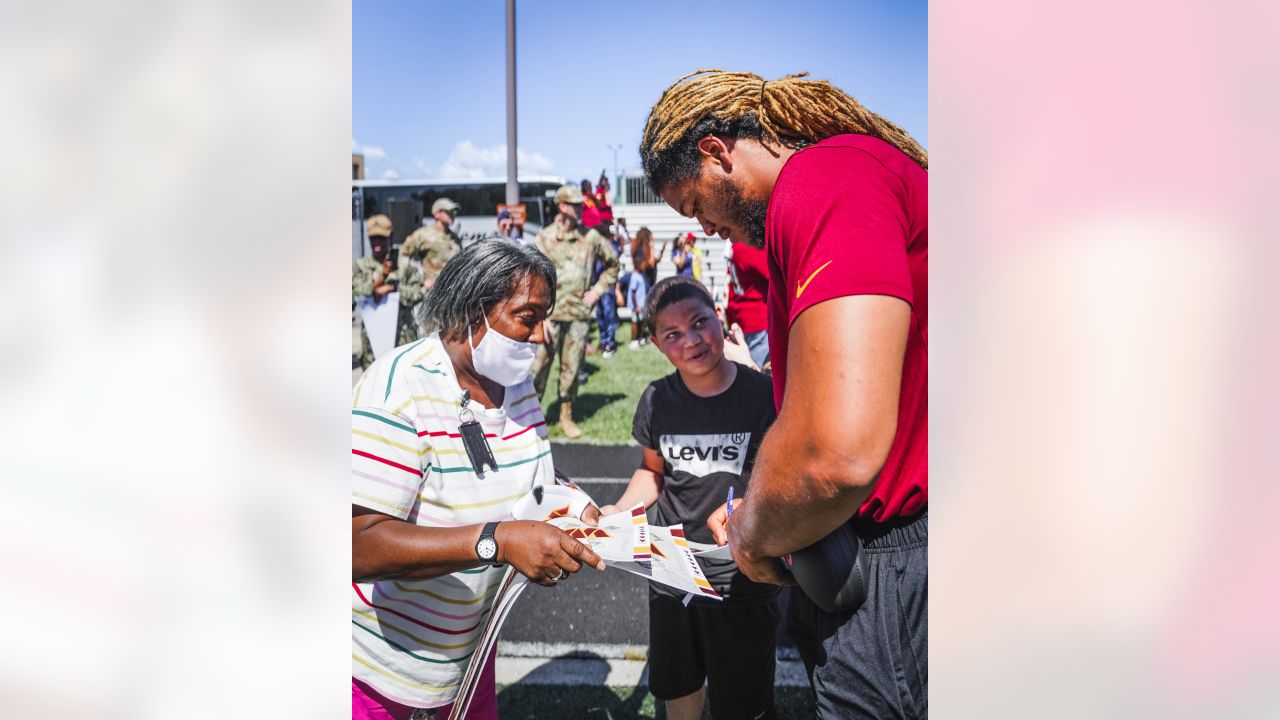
[612,200,729,319]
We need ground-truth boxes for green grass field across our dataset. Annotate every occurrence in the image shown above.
[497,684,816,719]
[540,323,673,446]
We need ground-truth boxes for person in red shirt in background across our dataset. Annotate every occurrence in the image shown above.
[724,239,771,370]
[595,171,614,225]
[640,69,928,719]
[579,179,603,230]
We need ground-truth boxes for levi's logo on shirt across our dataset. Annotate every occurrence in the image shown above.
[659,433,750,476]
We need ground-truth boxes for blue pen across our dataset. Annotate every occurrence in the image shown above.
[726,486,734,518]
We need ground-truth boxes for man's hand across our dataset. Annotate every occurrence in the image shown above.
[495,520,605,587]
[728,535,796,586]
[709,497,795,586]
[373,283,394,299]
[580,504,602,527]
[584,289,601,308]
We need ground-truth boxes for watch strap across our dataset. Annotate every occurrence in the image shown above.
[478,521,502,566]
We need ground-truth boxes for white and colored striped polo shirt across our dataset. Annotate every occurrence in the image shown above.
[351,334,553,709]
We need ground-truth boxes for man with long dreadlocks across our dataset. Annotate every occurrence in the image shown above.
[644,70,928,718]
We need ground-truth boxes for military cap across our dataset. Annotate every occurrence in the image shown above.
[365,214,393,238]
[555,185,584,204]
[431,197,461,214]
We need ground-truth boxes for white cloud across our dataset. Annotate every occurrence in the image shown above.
[351,138,387,161]
[352,140,552,181]
[436,141,554,179]
[411,157,432,176]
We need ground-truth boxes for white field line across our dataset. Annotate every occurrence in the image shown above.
[495,643,809,687]
[499,642,648,660]
[496,657,650,687]
[494,657,809,688]
[498,641,801,662]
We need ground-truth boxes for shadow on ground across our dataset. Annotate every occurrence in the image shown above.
[498,673,816,719]
[496,651,651,719]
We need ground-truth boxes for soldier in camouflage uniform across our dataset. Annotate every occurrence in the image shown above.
[352,214,391,374]
[353,302,367,386]
[399,197,462,288]
[353,214,425,373]
[530,185,619,438]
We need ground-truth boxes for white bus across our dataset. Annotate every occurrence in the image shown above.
[351,175,566,260]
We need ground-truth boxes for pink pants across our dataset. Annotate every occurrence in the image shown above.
[352,647,497,720]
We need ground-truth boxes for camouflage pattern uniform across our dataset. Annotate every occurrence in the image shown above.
[353,303,369,385]
[398,224,459,284]
[531,223,618,403]
[352,255,425,369]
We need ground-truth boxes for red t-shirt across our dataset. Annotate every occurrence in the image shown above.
[581,195,602,229]
[726,241,770,333]
[765,134,927,522]
[595,185,614,223]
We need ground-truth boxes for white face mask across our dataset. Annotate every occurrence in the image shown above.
[468,314,538,386]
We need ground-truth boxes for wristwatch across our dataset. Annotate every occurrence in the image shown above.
[475,521,502,566]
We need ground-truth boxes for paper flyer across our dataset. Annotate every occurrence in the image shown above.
[447,498,724,719]
[549,503,648,564]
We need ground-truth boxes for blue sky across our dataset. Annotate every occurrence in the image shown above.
[354,0,926,183]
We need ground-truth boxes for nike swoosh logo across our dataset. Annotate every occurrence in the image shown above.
[796,260,833,299]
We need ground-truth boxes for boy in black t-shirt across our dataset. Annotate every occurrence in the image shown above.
[599,276,779,720]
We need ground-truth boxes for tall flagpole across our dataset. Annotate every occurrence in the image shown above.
[505,0,518,207]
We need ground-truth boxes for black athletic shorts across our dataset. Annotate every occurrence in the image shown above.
[787,511,928,719]
[648,589,781,719]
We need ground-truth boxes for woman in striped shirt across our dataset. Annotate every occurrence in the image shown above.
[352,242,606,719]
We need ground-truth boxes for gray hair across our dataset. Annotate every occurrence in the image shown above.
[418,241,556,340]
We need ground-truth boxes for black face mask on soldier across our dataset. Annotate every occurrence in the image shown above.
[560,205,581,229]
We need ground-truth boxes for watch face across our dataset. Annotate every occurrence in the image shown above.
[477,537,497,561]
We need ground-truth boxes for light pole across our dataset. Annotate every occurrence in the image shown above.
[504,0,518,207]
[606,143,622,204]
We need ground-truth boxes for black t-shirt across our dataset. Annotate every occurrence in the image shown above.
[632,363,778,604]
